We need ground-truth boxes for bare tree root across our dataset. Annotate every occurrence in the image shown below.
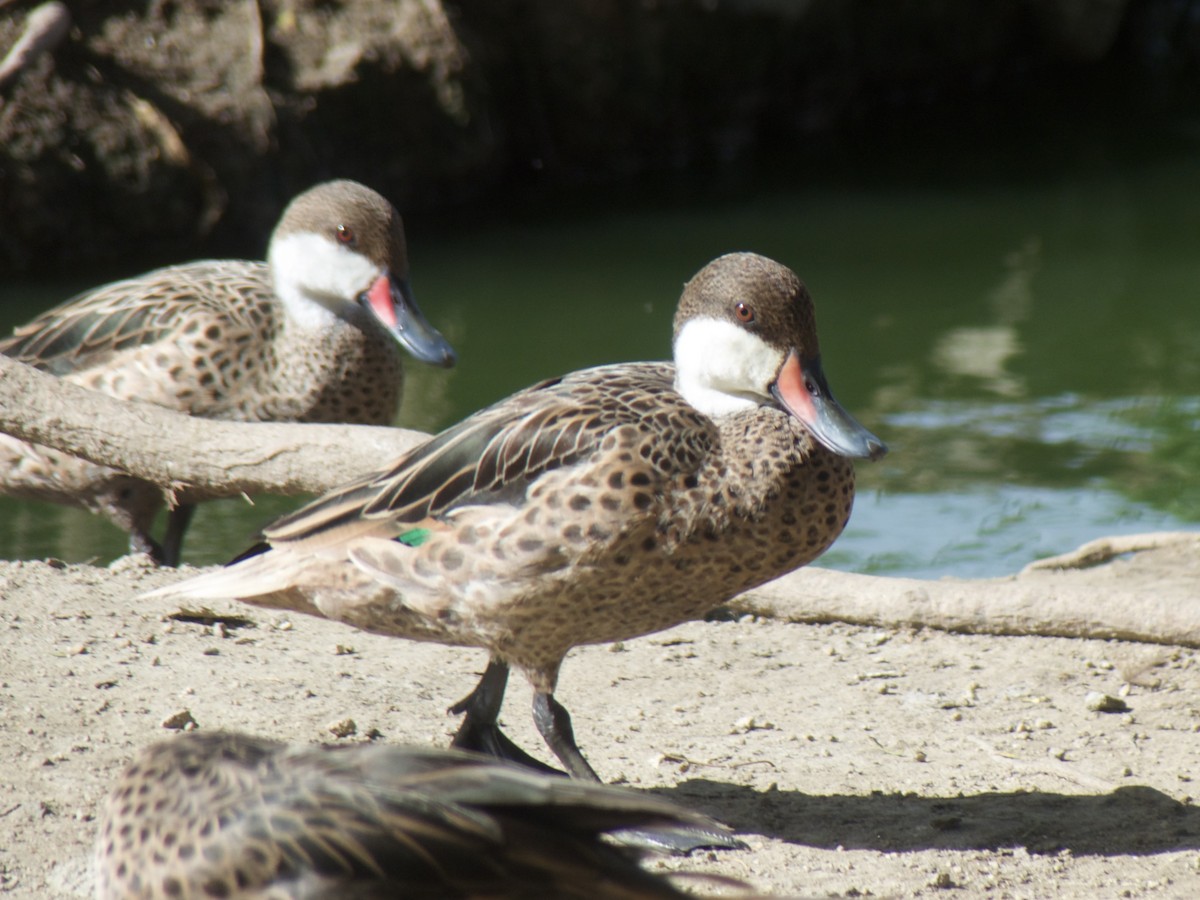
[736,532,1200,648]
[1019,532,1200,573]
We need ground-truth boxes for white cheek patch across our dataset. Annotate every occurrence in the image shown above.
[673,317,784,417]
[268,231,382,327]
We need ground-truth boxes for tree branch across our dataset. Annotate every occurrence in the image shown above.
[0,354,428,502]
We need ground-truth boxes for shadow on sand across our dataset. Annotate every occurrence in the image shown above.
[655,779,1199,856]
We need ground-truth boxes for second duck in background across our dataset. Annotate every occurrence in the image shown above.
[0,179,456,565]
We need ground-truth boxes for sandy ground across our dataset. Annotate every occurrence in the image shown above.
[1,544,1198,899]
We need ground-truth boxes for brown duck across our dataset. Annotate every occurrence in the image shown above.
[0,179,455,565]
[148,252,886,782]
[95,731,727,899]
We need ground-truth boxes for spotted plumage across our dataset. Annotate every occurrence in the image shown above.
[94,732,719,899]
[1,180,455,565]
[148,252,885,782]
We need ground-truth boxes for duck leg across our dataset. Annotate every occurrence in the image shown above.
[159,503,196,568]
[449,658,563,774]
[532,691,602,782]
[104,480,172,565]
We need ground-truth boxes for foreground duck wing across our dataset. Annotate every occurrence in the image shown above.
[264,361,714,546]
[1,261,269,376]
[96,732,713,899]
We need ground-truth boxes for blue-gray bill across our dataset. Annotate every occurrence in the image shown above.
[771,350,887,461]
[362,272,457,368]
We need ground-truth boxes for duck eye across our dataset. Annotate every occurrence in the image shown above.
[336,224,355,245]
[734,302,754,323]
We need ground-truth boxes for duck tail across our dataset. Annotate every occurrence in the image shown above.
[137,551,311,605]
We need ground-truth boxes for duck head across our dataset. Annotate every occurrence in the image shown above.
[268,180,457,368]
[672,252,886,461]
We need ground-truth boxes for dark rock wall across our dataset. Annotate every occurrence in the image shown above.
[0,0,1193,273]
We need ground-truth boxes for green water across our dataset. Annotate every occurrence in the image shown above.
[3,135,1199,576]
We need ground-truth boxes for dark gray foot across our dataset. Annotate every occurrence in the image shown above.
[449,659,564,775]
[532,690,745,855]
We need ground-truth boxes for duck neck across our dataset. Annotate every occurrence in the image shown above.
[273,277,349,334]
[672,318,776,418]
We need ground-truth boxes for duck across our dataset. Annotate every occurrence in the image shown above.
[146,251,886,782]
[94,731,724,899]
[0,179,456,566]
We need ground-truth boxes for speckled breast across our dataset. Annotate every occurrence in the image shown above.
[233,317,406,426]
[495,411,857,675]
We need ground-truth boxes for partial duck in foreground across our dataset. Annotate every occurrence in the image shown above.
[147,252,886,782]
[0,179,455,566]
[95,731,726,899]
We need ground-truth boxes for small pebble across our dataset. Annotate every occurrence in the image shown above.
[730,715,775,734]
[161,709,197,731]
[1085,692,1129,713]
[929,871,955,889]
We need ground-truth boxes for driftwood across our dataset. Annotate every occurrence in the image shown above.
[1017,532,1196,574]
[0,354,426,503]
[3,354,1198,648]
[736,531,1200,648]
